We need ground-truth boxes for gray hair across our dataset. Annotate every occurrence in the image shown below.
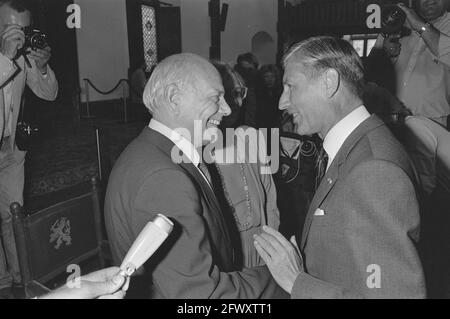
[143,53,206,113]
[283,36,365,98]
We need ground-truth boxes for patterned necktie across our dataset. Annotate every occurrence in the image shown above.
[199,162,227,203]
[0,90,5,146]
[315,146,329,191]
[198,161,213,186]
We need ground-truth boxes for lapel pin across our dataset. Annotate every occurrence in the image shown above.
[314,208,325,216]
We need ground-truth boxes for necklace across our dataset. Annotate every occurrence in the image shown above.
[215,162,253,230]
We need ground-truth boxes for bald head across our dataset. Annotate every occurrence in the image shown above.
[143,53,231,148]
[143,53,220,113]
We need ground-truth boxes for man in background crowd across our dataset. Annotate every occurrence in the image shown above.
[254,36,426,298]
[375,0,450,128]
[0,0,58,292]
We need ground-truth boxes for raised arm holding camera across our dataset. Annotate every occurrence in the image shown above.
[372,0,450,128]
[0,0,57,292]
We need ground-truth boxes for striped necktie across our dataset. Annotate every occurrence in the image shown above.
[314,146,329,191]
[198,161,213,186]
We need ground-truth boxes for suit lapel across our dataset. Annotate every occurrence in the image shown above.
[301,160,339,249]
[300,115,385,249]
[178,160,225,223]
[142,127,235,268]
[178,160,235,266]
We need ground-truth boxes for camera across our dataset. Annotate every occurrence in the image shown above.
[381,4,412,38]
[14,27,48,67]
[23,27,48,51]
[15,121,39,151]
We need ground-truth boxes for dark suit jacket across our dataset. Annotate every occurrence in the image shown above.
[104,127,286,298]
[292,115,426,299]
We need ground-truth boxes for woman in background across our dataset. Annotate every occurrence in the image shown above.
[211,61,280,269]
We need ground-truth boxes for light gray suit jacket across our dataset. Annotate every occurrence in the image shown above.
[292,115,426,299]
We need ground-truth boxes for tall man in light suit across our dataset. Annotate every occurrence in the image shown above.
[254,36,426,298]
[0,0,58,290]
[104,53,286,298]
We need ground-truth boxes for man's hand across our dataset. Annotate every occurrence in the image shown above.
[398,3,425,31]
[254,226,303,294]
[40,267,130,299]
[0,25,25,60]
[27,46,51,73]
[398,3,441,56]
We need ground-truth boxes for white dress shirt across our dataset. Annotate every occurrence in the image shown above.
[323,105,371,171]
[148,119,212,187]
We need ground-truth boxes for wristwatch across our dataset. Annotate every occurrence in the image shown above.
[416,22,431,37]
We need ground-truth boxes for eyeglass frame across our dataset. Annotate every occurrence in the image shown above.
[231,86,248,101]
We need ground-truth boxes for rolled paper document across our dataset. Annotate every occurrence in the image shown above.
[120,214,173,277]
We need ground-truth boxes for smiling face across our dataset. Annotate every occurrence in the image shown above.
[178,63,231,147]
[278,61,330,137]
[419,0,448,21]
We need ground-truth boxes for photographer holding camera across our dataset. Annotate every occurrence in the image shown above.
[0,0,57,293]
[372,0,450,128]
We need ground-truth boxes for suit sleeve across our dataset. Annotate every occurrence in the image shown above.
[132,168,287,299]
[404,117,438,197]
[25,59,58,101]
[292,159,426,299]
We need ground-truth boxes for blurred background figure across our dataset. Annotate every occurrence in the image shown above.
[130,60,148,105]
[370,0,450,128]
[217,61,247,129]
[234,52,259,127]
[129,60,151,121]
[255,64,283,130]
[235,52,259,86]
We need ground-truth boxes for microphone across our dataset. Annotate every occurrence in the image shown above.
[119,214,173,278]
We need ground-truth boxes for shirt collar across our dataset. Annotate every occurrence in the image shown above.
[323,105,370,170]
[149,119,201,166]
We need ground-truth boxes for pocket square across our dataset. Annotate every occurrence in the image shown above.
[314,208,325,216]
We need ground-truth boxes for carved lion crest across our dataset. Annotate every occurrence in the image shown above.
[49,217,72,249]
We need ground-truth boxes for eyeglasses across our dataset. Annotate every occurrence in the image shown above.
[231,86,248,101]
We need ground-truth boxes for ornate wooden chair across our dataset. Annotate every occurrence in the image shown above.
[11,177,104,298]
